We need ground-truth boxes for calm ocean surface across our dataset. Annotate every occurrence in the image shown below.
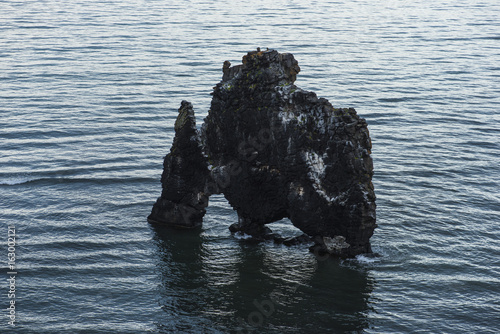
[1,0,499,333]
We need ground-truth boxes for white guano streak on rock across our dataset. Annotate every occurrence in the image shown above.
[278,109,296,125]
[304,150,347,204]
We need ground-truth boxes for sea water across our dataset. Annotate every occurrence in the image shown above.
[1,0,499,332]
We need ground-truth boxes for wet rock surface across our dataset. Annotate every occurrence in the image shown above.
[148,49,376,257]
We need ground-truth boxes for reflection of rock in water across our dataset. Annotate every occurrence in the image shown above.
[152,224,374,333]
[149,49,376,257]
[151,225,212,332]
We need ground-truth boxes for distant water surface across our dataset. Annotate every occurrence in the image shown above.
[1,0,499,333]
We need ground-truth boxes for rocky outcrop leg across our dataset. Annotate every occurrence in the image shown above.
[148,101,210,228]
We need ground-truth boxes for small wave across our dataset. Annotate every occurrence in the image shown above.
[233,232,253,240]
[0,176,37,185]
[0,176,155,186]
[377,97,415,103]
[477,36,500,40]
[355,254,381,264]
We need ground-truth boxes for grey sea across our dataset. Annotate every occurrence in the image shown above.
[1,0,499,333]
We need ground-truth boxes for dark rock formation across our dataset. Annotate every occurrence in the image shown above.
[148,101,209,228]
[148,49,376,257]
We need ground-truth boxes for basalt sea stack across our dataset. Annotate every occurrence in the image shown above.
[148,49,376,257]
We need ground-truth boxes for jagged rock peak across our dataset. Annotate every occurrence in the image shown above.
[222,49,300,84]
